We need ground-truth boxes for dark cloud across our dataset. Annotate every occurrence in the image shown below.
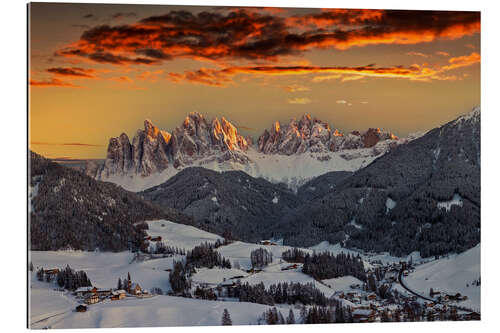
[111,12,137,20]
[83,14,94,19]
[57,9,480,66]
[72,24,91,29]
[46,67,96,78]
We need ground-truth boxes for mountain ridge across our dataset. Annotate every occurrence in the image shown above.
[85,112,406,191]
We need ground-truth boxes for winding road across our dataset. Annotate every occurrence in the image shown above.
[398,268,438,303]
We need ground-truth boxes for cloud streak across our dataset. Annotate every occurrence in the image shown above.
[167,52,480,86]
[30,142,103,147]
[287,97,312,104]
[47,67,96,78]
[29,78,82,88]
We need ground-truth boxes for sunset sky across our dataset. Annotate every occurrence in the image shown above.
[28,2,480,160]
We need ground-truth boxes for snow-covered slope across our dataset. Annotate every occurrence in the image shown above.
[30,287,293,329]
[404,244,480,311]
[146,219,223,250]
[96,143,402,192]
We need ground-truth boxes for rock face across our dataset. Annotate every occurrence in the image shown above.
[257,114,398,155]
[170,113,249,168]
[91,113,250,178]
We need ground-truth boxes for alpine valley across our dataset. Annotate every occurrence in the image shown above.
[29,108,481,327]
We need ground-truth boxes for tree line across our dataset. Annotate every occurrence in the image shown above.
[282,248,366,281]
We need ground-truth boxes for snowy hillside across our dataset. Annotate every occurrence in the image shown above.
[30,287,294,329]
[403,244,480,311]
[145,220,223,250]
[98,145,394,192]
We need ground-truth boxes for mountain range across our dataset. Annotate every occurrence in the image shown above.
[85,113,409,191]
[32,107,480,257]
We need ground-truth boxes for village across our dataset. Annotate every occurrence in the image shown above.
[35,267,152,314]
[30,221,480,326]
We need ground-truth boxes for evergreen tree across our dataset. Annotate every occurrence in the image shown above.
[36,268,44,281]
[117,278,122,290]
[29,261,34,272]
[286,309,295,324]
[221,309,232,326]
[367,274,378,292]
[300,305,307,323]
[278,311,285,325]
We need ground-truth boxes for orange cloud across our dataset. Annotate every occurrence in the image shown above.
[55,9,480,66]
[29,78,82,88]
[167,52,480,86]
[441,52,480,71]
[287,97,312,104]
[436,51,450,57]
[407,51,429,58]
[284,84,310,92]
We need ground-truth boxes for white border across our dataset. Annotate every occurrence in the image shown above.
[1,1,499,332]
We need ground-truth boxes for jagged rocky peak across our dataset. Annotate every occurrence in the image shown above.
[170,112,249,167]
[93,113,251,178]
[258,114,398,154]
[144,119,172,143]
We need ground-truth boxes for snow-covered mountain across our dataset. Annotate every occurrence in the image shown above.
[258,113,398,155]
[86,113,407,191]
[275,107,480,255]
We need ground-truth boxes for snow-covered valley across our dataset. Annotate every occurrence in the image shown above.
[29,220,481,328]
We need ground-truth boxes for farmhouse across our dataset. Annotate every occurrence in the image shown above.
[75,286,97,297]
[97,288,112,297]
[151,236,162,242]
[85,294,99,304]
[111,290,126,300]
[352,309,375,323]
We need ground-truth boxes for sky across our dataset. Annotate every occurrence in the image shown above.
[28,2,480,159]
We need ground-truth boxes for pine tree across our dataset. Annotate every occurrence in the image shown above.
[278,311,285,325]
[286,309,295,324]
[221,309,232,325]
[300,305,307,323]
[117,278,122,290]
[29,261,34,272]
[36,268,44,281]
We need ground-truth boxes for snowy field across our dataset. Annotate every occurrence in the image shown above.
[29,219,480,328]
[28,220,349,328]
[146,219,223,250]
[322,276,365,292]
[30,286,298,329]
[403,244,480,311]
